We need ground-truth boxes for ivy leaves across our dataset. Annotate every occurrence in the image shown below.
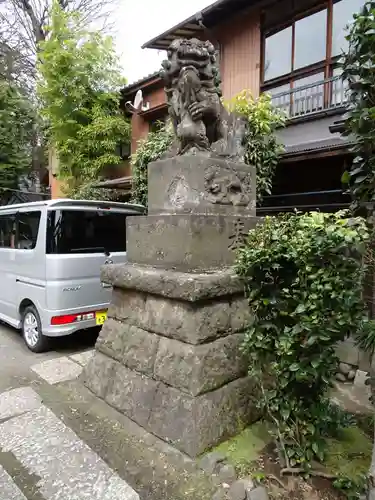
[131,122,174,207]
[236,211,369,469]
[341,2,375,211]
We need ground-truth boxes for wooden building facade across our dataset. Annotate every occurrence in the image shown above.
[122,0,363,212]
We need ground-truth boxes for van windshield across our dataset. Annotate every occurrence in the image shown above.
[46,209,127,254]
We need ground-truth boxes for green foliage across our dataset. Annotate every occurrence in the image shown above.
[131,92,285,208]
[69,182,127,202]
[327,425,371,499]
[320,403,356,438]
[235,211,369,470]
[354,317,375,360]
[341,1,375,212]
[327,426,372,499]
[211,421,271,476]
[333,475,367,500]
[37,1,130,196]
[131,122,174,206]
[0,80,34,189]
[225,91,286,203]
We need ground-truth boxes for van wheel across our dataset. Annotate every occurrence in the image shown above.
[21,306,49,353]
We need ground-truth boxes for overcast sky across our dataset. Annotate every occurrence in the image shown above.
[114,0,213,84]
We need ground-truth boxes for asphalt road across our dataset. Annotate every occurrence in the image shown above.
[0,322,98,393]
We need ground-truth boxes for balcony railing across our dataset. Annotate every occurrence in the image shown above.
[271,76,349,120]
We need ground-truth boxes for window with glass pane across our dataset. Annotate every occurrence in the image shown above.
[264,27,292,81]
[332,0,365,56]
[292,73,325,116]
[294,9,327,69]
[0,215,16,248]
[46,210,128,254]
[17,212,41,250]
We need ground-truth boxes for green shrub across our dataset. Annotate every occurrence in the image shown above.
[235,211,369,470]
[225,91,285,204]
[130,122,173,207]
[341,1,375,213]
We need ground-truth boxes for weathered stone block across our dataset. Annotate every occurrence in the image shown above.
[96,318,159,375]
[109,288,252,345]
[82,352,116,399]
[148,156,256,216]
[198,452,226,475]
[126,213,259,271]
[147,377,258,457]
[105,362,159,427]
[336,338,360,366]
[228,480,254,500]
[153,334,247,396]
[248,486,269,500]
[359,349,372,372]
[101,263,244,302]
[218,464,237,484]
[96,318,125,362]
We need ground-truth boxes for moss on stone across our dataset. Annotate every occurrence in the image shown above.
[211,421,271,475]
[324,426,372,480]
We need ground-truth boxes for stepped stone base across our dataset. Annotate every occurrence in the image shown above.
[83,155,259,457]
[82,264,259,457]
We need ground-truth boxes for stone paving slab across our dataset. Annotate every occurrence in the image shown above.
[0,387,42,420]
[0,464,28,500]
[39,380,216,500]
[331,381,373,414]
[0,403,139,500]
[31,357,83,384]
[69,350,94,367]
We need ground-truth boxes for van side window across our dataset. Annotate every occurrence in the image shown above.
[17,211,41,250]
[47,209,127,254]
[0,215,16,248]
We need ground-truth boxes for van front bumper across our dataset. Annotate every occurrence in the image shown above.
[41,304,109,337]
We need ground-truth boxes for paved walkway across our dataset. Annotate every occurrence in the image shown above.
[0,324,139,500]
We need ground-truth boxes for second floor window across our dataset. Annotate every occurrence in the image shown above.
[263,0,365,108]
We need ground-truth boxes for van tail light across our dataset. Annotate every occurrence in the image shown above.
[51,312,96,325]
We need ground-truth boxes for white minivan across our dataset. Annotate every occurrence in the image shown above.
[0,199,144,352]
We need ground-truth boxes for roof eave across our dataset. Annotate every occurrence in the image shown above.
[143,0,263,50]
[142,0,248,50]
[121,72,162,96]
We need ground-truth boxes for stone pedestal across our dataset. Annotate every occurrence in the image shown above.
[83,156,260,457]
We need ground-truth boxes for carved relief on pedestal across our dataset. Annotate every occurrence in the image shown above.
[204,166,253,208]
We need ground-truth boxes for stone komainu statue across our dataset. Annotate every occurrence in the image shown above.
[161,38,248,162]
